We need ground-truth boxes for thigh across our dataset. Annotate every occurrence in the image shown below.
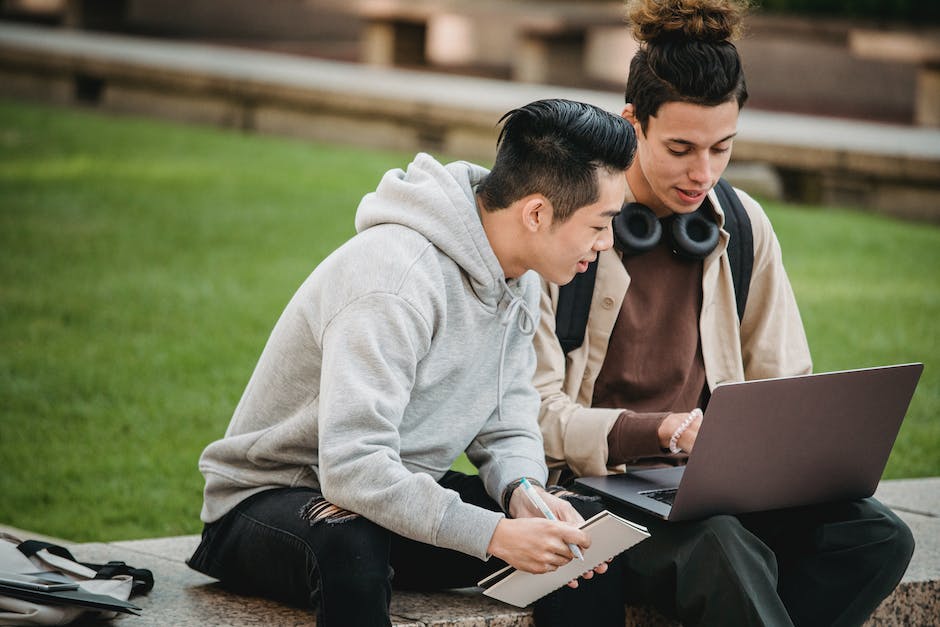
[739,497,915,627]
[190,487,393,609]
[389,474,615,594]
[533,492,628,627]
[609,505,789,626]
[390,472,505,590]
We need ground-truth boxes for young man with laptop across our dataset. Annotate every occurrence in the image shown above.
[532,0,916,625]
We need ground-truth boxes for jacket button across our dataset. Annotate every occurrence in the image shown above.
[602,297,615,309]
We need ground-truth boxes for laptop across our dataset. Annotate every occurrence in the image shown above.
[575,363,923,522]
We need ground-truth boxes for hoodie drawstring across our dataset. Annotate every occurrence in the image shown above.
[496,291,536,420]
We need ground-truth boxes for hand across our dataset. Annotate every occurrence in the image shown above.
[659,410,703,453]
[507,484,583,525]
[504,486,607,587]
[564,559,610,589]
[486,517,590,575]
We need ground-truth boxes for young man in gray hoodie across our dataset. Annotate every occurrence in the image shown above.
[187,99,638,626]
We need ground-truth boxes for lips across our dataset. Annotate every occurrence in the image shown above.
[677,187,708,204]
[576,255,597,273]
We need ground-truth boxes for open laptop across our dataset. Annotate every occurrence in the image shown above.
[575,363,923,522]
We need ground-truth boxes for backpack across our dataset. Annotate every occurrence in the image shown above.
[554,178,753,355]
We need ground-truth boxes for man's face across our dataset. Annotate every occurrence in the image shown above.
[629,100,739,217]
[533,169,626,285]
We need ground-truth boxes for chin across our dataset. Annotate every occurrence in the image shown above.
[554,271,579,286]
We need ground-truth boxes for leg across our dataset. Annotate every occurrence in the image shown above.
[389,471,509,590]
[532,493,627,627]
[391,472,626,627]
[187,487,395,627]
[741,498,915,627]
[612,507,793,627]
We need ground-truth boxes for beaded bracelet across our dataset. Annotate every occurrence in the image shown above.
[668,408,703,454]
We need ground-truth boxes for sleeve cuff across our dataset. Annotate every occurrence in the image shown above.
[606,410,670,463]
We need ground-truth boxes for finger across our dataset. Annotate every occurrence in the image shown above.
[548,497,583,525]
[559,527,591,553]
[566,579,579,589]
[592,562,609,575]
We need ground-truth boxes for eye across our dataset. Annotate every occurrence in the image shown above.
[712,145,732,154]
[668,147,690,156]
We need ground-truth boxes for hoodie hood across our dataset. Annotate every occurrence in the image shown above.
[355,153,537,420]
[355,153,505,305]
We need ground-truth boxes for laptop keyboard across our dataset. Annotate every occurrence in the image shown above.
[640,488,678,506]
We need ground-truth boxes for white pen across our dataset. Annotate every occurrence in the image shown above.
[519,477,585,561]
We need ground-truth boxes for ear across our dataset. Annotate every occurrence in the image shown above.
[622,104,636,124]
[521,195,551,233]
[622,104,642,136]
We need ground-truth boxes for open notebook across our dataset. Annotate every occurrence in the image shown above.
[477,510,649,607]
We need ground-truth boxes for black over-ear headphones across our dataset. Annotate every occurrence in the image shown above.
[612,198,720,260]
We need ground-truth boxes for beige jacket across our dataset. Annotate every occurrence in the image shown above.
[533,185,813,482]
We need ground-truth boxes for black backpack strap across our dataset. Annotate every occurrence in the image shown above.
[18,539,80,563]
[83,560,155,594]
[554,257,598,355]
[714,178,753,322]
[17,539,155,595]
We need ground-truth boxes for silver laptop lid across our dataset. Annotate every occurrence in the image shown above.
[668,363,924,520]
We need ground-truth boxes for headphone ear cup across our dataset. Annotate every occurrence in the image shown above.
[668,210,720,260]
[613,202,662,255]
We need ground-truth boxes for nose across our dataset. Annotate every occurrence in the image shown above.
[594,224,614,251]
[688,151,711,185]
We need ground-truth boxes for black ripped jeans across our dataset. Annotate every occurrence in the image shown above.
[187,471,627,627]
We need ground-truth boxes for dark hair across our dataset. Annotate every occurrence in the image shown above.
[625,0,749,132]
[476,99,636,223]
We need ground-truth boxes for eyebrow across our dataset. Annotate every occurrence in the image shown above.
[667,132,738,147]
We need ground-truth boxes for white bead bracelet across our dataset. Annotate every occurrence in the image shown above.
[668,407,702,454]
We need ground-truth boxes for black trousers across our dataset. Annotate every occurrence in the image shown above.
[605,496,914,627]
[187,471,627,627]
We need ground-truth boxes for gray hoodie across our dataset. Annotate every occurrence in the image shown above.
[198,153,548,559]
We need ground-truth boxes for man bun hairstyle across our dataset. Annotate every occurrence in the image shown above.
[477,99,636,224]
[625,0,749,130]
[629,0,745,43]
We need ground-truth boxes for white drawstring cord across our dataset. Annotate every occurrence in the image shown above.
[495,293,536,420]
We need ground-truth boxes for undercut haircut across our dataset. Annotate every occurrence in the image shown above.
[476,99,636,224]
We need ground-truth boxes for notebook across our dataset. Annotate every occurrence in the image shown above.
[575,363,923,522]
[477,510,649,607]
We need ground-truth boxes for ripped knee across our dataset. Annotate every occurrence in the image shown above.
[299,495,360,525]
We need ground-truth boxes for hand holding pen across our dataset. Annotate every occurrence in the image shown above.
[487,480,607,584]
[519,478,584,560]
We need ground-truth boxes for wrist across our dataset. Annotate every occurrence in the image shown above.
[668,408,702,454]
[501,477,543,515]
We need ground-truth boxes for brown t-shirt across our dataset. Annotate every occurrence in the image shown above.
[592,234,709,464]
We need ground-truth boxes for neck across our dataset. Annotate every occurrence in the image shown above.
[477,194,526,280]
[626,164,670,218]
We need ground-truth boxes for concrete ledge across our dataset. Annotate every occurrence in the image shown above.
[1,21,940,221]
[356,0,627,85]
[3,478,937,625]
[849,28,940,128]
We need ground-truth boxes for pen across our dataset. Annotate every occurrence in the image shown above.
[519,477,584,561]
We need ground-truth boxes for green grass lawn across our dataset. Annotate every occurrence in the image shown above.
[1,99,937,542]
